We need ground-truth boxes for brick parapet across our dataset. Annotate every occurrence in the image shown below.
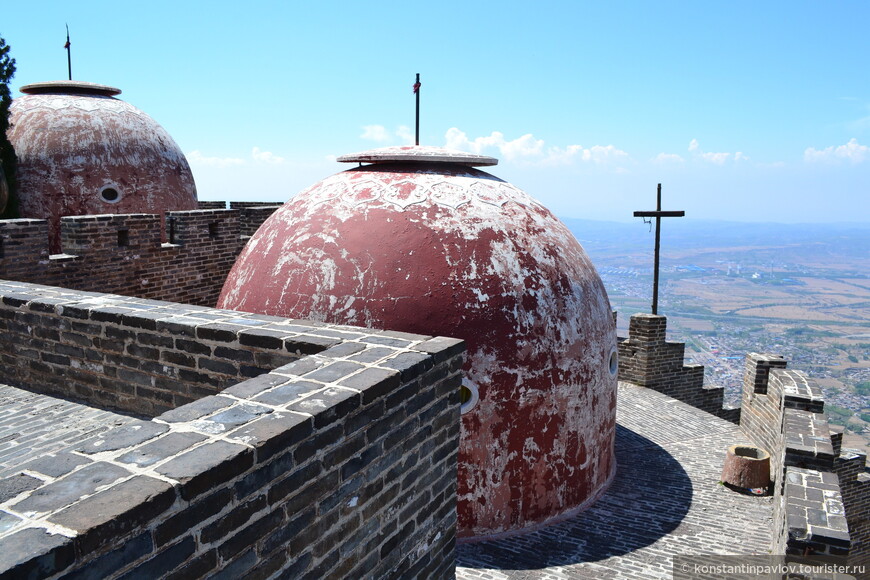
[739,355,788,472]
[836,450,870,568]
[0,204,281,308]
[196,201,227,210]
[617,313,733,420]
[782,407,835,471]
[0,219,51,274]
[742,352,787,396]
[60,213,163,256]
[739,354,869,564]
[831,425,845,458]
[627,313,667,343]
[231,204,283,237]
[774,467,850,558]
[0,281,464,579]
[780,370,826,413]
[0,279,316,416]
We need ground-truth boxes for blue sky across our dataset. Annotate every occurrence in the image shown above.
[3,1,869,223]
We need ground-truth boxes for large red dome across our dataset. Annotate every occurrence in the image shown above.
[7,81,197,250]
[218,146,617,538]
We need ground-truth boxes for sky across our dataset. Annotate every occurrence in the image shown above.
[3,1,869,223]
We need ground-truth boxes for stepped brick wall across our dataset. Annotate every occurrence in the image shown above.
[617,313,738,422]
[0,281,463,579]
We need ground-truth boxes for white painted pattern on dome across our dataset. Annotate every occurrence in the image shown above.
[470,181,511,207]
[430,181,472,209]
[307,181,344,204]
[348,180,381,207]
[13,94,138,116]
[384,180,427,209]
[298,170,536,213]
[10,94,188,168]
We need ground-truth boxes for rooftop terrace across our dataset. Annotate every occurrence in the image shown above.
[457,382,774,579]
[0,279,864,578]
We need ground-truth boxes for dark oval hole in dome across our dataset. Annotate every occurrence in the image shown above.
[100,187,120,203]
[609,350,619,376]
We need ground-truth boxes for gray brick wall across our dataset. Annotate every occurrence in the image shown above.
[227,203,283,237]
[738,353,788,471]
[836,449,870,568]
[0,280,309,416]
[739,354,868,565]
[0,282,464,579]
[617,313,736,421]
[0,205,279,307]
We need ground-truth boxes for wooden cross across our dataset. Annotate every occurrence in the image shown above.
[633,184,685,315]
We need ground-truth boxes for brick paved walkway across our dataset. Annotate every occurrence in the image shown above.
[457,383,774,579]
[0,384,138,483]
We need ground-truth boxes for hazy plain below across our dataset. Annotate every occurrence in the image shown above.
[566,218,870,452]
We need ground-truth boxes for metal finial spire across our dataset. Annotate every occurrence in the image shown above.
[413,73,421,146]
[64,24,72,81]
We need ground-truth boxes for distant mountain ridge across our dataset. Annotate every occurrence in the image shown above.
[561,218,870,260]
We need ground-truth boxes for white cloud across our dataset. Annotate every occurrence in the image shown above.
[251,147,285,164]
[700,151,730,165]
[444,127,629,167]
[502,133,545,159]
[687,139,747,164]
[651,152,685,164]
[188,147,286,167]
[445,128,544,160]
[361,124,416,145]
[361,125,391,142]
[396,125,414,145]
[541,144,584,165]
[581,144,630,165]
[186,150,245,167]
[804,138,869,164]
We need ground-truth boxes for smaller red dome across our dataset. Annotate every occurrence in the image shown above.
[8,81,197,250]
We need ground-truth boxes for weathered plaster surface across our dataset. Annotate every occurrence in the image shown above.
[218,157,617,537]
[8,86,197,250]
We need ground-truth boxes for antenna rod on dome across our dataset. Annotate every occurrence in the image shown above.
[64,24,72,81]
[413,73,421,146]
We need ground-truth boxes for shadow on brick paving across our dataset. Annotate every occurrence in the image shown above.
[457,424,692,570]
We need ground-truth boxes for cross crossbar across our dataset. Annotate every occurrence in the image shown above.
[633,210,685,218]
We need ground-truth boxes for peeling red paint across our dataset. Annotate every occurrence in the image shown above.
[7,81,197,251]
[217,146,617,538]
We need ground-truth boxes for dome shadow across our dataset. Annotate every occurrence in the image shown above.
[457,423,693,570]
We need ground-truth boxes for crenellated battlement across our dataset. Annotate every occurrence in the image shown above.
[0,203,281,307]
[0,218,50,261]
[60,213,163,254]
[741,355,869,566]
[619,314,869,566]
